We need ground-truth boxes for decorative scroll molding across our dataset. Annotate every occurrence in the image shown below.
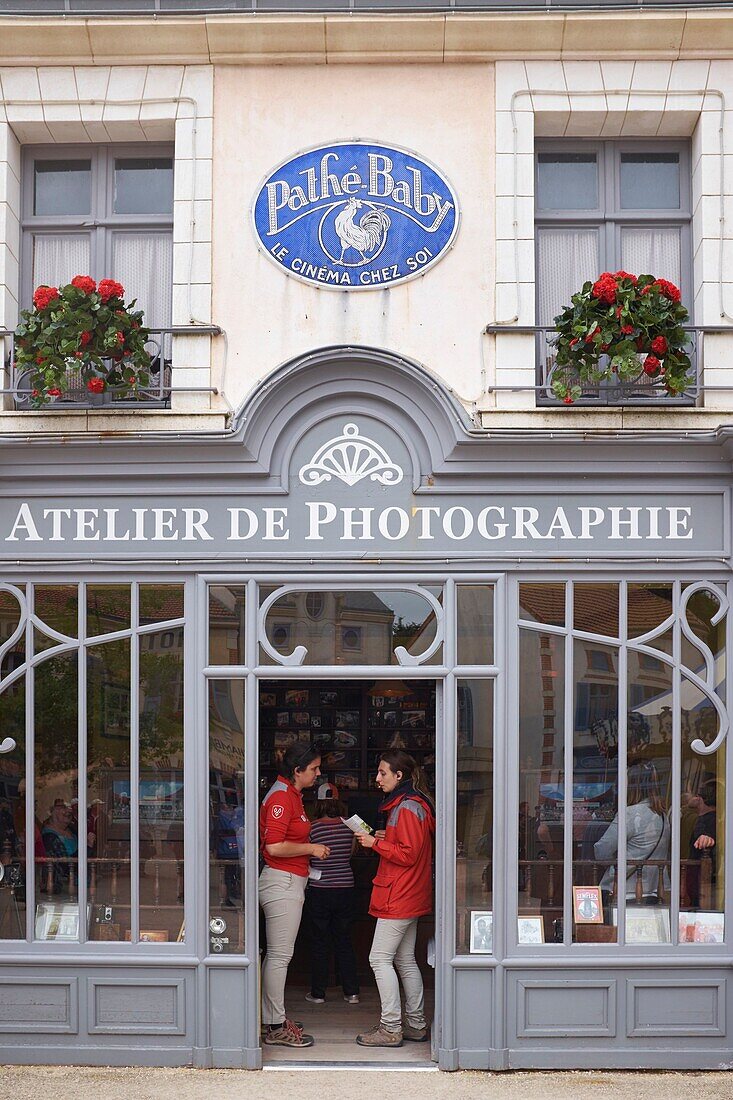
[298,422,403,488]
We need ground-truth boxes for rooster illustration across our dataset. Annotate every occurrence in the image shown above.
[333,198,391,265]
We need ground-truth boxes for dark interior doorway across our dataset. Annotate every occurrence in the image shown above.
[259,678,436,1065]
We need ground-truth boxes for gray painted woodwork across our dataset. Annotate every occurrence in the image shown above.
[0,346,731,1071]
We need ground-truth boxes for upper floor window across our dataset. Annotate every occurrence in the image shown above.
[535,141,692,330]
[22,145,174,333]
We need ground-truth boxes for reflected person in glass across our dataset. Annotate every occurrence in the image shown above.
[594,762,670,906]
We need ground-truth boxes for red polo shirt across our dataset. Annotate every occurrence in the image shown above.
[259,776,311,877]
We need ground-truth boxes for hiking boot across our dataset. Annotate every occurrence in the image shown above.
[355,1023,403,1047]
[264,1019,314,1047]
[402,1022,430,1042]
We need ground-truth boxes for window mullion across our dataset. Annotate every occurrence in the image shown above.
[130,582,140,944]
[25,585,35,944]
[670,581,682,945]
[563,582,573,946]
[77,582,87,944]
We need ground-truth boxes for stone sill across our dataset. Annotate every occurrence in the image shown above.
[0,409,228,433]
[0,10,731,66]
[478,407,733,430]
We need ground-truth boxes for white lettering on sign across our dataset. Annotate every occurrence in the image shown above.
[2,502,700,548]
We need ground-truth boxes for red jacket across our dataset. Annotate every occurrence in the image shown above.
[369,787,435,920]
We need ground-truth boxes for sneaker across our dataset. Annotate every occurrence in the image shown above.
[355,1023,403,1048]
[402,1022,430,1042]
[305,993,325,1004]
[343,994,360,1004]
[264,1019,314,1048]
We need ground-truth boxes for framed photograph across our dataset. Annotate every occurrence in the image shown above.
[125,929,169,943]
[35,902,88,942]
[679,911,725,944]
[334,771,359,790]
[312,732,331,749]
[276,711,290,727]
[285,689,309,706]
[371,696,385,709]
[469,910,493,954]
[335,710,360,729]
[615,907,671,945]
[573,885,604,924]
[292,711,310,726]
[402,709,425,728]
[273,729,297,749]
[517,916,545,945]
[333,730,358,748]
[260,692,277,707]
[382,710,399,728]
[320,691,338,706]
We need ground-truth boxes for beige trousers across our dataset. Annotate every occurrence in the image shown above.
[369,916,426,1031]
[259,866,307,1025]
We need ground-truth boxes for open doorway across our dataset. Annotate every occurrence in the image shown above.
[259,678,436,1065]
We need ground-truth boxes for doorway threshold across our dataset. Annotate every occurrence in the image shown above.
[263,1063,439,1071]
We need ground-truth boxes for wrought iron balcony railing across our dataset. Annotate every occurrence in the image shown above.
[485,326,733,407]
[0,326,222,410]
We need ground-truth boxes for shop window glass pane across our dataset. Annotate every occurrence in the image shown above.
[625,659,673,944]
[34,585,78,654]
[34,159,91,216]
[138,626,184,943]
[209,680,244,953]
[87,585,131,636]
[35,653,80,940]
[620,153,680,210]
[114,158,173,216]
[573,640,618,944]
[457,586,494,665]
[574,583,619,637]
[518,629,565,945]
[537,227,599,327]
[456,680,494,954]
[32,234,91,294]
[537,153,598,211]
[209,586,246,666]
[620,227,681,287]
[519,582,565,627]
[139,584,184,625]
[262,589,441,666]
[0,589,26,939]
[628,583,674,651]
[87,639,130,943]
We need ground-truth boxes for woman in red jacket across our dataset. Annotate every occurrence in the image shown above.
[355,749,435,1048]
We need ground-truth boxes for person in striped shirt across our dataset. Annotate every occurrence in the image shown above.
[305,782,360,1005]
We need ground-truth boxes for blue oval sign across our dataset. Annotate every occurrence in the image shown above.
[252,140,459,291]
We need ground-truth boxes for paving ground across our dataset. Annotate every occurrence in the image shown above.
[0,1067,731,1100]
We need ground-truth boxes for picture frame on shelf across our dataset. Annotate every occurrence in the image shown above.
[260,692,277,707]
[573,886,604,925]
[469,910,493,954]
[678,911,724,944]
[285,689,309,706]
[125,929,169,943]
[517,915,545,945]
[35,902,90,942]
[614,907,671,945]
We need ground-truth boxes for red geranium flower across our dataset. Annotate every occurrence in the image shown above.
[80,331,92,346]
[591,273,617,305]
[643,355,661,375]
[613,270,638,285]
[569,337,579,347]
[116,331,125,344]
[33,285,59,310]
[86,377,105,394]
[621,324,635,335]
[98,279,125,304]
[71,275,96,294]
[654,278,681,303]
[47,388,62,397]
[651,335,668,356]
[563,395,574,405]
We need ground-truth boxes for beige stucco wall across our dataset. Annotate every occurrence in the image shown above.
[212,63,494,408]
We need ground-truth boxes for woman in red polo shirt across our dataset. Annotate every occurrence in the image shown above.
[260,742,330,1048]
[355,749,435,1048]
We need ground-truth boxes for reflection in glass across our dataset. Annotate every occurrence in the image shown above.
[0,589,25,939]
[34,586,78,652]
[519,583,565,627]
[139,584,184,626]
[573,640,618,944]
[35,653,79,937]
[457,586,494,665]
[537,153,598,211]
[87,586,131,636]
[518,628,565,944]
[138,627,184,943]
[620,152,680,210]
[456,680,494,953]
[114,158,174,216]
[262,590,441,666]
[209,586,246,666]
[87,639,131,942]
[209,680,245,953]
[574,584,619,637]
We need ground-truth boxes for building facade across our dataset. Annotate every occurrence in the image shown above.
[0,0,731,1072]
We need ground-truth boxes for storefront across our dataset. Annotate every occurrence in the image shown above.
[0,347,730,1070]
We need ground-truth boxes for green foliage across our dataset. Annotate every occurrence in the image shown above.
[551,272,692,404]
[15,280,152,408]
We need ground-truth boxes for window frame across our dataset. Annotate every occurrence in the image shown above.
[21,143,174,311]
